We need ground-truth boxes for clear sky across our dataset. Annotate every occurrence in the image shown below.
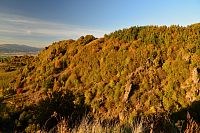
[0,0,199,47]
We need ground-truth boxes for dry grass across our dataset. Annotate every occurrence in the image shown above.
[0,67,17,99]
[38,112,200,133]
[184,112,200,133]
[0,62,17,90]
[40,117,146,133]
[55,119,68,133]
[0,71,17,86]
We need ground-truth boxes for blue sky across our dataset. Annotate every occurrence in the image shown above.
[0,0,199,47]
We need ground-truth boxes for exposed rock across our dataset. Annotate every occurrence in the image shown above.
[123,80,132,102]
[119,111,125,123]
[186,84,200,102]
[192,68,199,84]
[184,68,200,102]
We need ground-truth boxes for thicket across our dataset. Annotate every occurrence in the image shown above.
[1,23,200,132]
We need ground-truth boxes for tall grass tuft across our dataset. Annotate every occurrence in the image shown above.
[42,116,146,133]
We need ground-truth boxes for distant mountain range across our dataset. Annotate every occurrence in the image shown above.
[0,44,42,53]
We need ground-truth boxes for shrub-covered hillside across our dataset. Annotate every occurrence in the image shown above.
[1,24,200,132]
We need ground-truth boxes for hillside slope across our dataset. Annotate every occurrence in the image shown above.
[1,24,200,132]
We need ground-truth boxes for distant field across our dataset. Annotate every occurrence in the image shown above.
[0,62,17,93]
[0,52,39,56]
[0,70,17,89]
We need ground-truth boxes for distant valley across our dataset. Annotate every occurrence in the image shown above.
[0,44,42,56]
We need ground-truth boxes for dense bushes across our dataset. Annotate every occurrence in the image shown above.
[0,91,90,132]
[18,26,200,116]
[2,24,200,131]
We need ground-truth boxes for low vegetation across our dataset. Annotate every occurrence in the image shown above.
[0,23,200,132]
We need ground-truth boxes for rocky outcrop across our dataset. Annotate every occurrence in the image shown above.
[192,68,199,84]
[185,68,200,102]
[123,80,133,102]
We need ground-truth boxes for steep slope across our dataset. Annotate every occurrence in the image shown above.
[1,24,200,131]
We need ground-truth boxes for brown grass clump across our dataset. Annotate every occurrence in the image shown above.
[42,116,147,133]
[184,112,200,133]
